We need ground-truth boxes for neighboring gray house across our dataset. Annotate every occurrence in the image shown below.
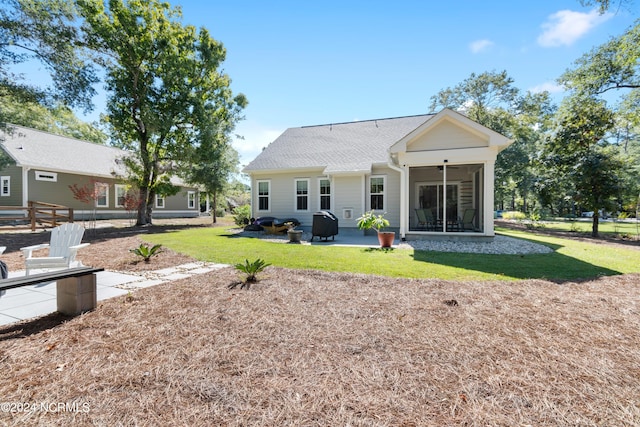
[243,109,513,240]
[0,125,199,219]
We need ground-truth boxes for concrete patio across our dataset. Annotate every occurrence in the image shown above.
[0,262,229,326]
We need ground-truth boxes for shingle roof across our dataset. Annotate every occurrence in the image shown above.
[1,125,129,178]
[243,114,434,174]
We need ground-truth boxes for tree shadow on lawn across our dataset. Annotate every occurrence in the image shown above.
[411,236,621,281]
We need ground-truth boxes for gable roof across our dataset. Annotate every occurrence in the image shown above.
[1,124,128,178]
[243,114,434,175]
[389,109,512,153]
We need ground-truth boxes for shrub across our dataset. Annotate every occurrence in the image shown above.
[130,243,163,262]
[230,258,271,289]
[233,204,251,227]
[502,211,527,221]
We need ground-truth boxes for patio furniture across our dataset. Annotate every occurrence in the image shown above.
[21,223,90,275]
[459,209,477,231]
[415,209,437,231]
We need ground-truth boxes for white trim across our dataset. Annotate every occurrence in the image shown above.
[95,182,109,208]
[0,176,9,196]
[35,170,58,182]
[155,194,165,209]
[256,179,271,212]
[187,191,196,209]
[115,184,127,208]
[318,177,332,211]
[294,178,310,212]
[369,175,386,211]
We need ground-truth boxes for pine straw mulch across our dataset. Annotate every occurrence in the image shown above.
[0,222,639,425]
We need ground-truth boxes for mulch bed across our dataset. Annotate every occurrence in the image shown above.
[0,219,638,425]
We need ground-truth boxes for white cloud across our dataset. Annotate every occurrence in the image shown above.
[529,81,565,94]
[469,39,494,53]
[537,9,612,47]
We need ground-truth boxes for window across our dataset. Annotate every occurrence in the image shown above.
[257,180,270,211]
[295,179,309,211]
[319,178,331,210]
[95,182,109,207]
[115,185,127,208]
[187,191,196,209]
[156,194,165,208]
[1,176,9,196]
[35,171,57,182]
[370,176,385,210]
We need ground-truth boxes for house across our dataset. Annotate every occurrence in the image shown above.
[242,109,513,240]
[0,125,199,220]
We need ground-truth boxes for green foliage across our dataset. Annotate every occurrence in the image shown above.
[540,94,620,237]
[356,210,390,231]
[501,211,527,220]
[233,204,251,227]
[76,0,246,226]
[233,258,271,285]
[0,0,97,112]
[1,95,106,143]
[130,243,163,262]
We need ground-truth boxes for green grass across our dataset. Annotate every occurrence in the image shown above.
[528,219,640,238]
[142,226,640,281]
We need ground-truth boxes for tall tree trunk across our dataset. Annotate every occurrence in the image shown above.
[591,213,599,238]
[136,187,153,226]
[212,191,218,224]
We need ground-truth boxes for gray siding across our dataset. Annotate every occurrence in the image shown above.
[0,165,23,206]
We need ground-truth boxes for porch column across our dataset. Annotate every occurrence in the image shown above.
[484,161,495,236]
[399,165,408,239]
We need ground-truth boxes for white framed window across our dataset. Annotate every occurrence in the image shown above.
[370,176,386,210]
[155,194,165,208]
[115,184,127,208]
[319,178,331,210]
[187,191,196,209]
[257,180,270,211]
[1,176,10,196]
[295,179,309,211]
[35,170,57,182]
[95,182,109,207]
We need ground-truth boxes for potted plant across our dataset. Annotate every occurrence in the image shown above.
[285,221,303,243]
[356,210,395,248]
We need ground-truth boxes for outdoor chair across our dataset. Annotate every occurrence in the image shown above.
[415,208,436,231]
[459,209,477,231]
[21,223,90,275]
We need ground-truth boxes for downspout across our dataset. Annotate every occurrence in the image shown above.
[22,167,30,209]
[387,154,406,240]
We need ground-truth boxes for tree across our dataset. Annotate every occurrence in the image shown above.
[0,0,97,112]
[1,94,106,143]
[429,70,555,213]
[77,0,246,226]
[541,95,620,236]
[0,0,97,168]
[560,21,640,97]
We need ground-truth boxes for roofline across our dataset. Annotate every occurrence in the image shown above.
[299,113,435,129]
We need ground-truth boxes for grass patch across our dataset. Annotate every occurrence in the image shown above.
[143,226,640,281]
[534,219,640,238]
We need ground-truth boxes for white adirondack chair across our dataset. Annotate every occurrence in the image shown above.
[21,223,90,276]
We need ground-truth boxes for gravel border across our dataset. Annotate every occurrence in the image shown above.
[237,229,553,255]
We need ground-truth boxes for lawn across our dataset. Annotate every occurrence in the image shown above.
[523,218,640,239]
[142,225,640,281]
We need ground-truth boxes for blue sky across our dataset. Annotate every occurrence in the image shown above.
[87,1,638,167]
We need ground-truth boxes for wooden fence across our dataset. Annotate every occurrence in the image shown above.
[0,201,74,231]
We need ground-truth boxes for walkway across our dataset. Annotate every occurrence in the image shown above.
[0,262,229,326]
